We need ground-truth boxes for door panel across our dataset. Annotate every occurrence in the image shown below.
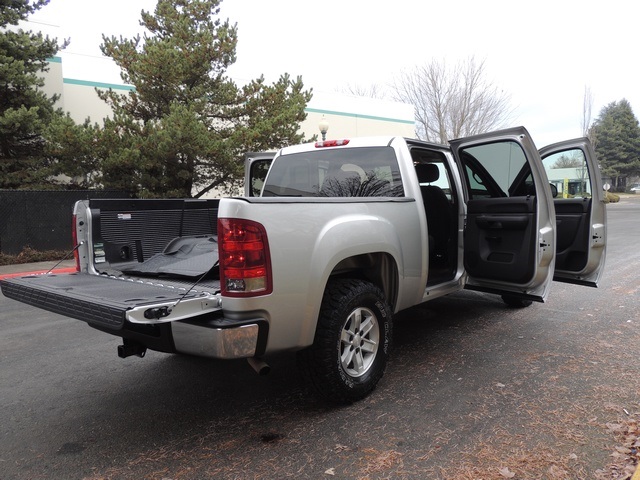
[465,197,536,283]
[554,199,590,271]
[450,127,556,302]
[539,138,606,286]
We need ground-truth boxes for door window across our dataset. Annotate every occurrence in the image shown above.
[249,160,272,197]
[541,148,591,199]
[460,141,530,199]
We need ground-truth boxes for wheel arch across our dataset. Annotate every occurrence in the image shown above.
[294,214,406,350]
[296,248,400,350]
[329,251,399,311]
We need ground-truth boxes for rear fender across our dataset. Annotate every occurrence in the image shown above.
[299,214,403,345]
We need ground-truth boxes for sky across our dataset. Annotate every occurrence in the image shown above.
[24,0,639,147]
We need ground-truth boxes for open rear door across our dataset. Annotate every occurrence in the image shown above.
[450,127,556,302]
[539,138,606,287]
[244,152,275,197]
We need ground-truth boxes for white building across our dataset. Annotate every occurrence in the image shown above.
[42,57,416,141]
[546,167,591,197]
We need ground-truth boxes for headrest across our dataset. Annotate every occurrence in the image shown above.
[415,163,439,183]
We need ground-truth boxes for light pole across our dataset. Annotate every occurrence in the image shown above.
[319,115,329,141]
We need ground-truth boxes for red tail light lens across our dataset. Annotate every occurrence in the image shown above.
[218,218,272,297]
[72,214,80,272]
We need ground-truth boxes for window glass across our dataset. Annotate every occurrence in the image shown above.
[542,148,591,199]
[249,160,271,197]
[464,163,490,198]
[262,147,404,197]
[412,149,457,203]
[460,141,528,199]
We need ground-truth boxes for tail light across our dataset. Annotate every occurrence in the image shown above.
[72,214,80,272]
[218,218,272,297]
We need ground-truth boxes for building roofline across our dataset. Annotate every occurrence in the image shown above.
[305,107,415,125]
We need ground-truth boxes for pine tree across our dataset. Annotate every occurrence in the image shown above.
[590,99,640,189]
[95,0,312,198]
[0,0,67,189]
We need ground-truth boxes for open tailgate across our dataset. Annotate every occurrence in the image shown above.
[1,273,220,331]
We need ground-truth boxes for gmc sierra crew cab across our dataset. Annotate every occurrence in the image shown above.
[1,127,606,403]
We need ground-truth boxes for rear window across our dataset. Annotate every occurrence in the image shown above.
[262,146,404,197]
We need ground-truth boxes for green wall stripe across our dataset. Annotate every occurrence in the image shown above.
[305,107,415,125]
[59,77,414,124]
[47,56,62,63]
[63,78,135,91]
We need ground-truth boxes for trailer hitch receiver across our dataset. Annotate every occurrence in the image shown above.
[118,340,147,358]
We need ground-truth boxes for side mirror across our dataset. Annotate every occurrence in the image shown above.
[549,183,558,198]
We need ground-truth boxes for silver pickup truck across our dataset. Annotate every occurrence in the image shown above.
[1,127,606,403]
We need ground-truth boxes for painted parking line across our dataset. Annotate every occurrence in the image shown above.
[0,267,77,281]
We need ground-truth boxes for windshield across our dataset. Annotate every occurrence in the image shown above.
[262,146,404,197]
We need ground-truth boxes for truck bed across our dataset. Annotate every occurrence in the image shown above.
[87,198,220,276]
[2,197,224,331]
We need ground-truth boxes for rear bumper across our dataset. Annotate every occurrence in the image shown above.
[172,316,267,359]
[1,274,268,359]
[89,314,268,359]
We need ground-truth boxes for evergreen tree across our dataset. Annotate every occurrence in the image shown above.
[95,0,312,198]
[590,99,640,189]
[44,115,101,188]
[0,0,67,189]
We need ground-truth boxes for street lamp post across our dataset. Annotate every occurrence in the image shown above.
[319,115,329,141]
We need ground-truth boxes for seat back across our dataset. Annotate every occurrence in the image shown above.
[414,163,451,260]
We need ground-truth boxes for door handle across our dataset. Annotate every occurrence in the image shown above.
[476,215,528,230]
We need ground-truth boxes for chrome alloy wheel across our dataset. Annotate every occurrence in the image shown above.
[340,307,380,377]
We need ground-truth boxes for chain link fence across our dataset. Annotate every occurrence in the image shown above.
[0,190,130,255]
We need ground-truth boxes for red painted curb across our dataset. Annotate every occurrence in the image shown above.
[0,267,77,281]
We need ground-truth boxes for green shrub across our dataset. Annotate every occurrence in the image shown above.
[604,191,620,203]
[0,247,68,266]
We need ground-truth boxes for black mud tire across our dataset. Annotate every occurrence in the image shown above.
[298,279,393,404]
[501,294,533,308]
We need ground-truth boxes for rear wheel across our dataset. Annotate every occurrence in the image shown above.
[298,279,392,404]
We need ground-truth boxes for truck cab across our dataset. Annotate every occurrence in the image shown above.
[250,128,606,304]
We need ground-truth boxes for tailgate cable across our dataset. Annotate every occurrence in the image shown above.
[144,261,219,320]
[44,242,84,275]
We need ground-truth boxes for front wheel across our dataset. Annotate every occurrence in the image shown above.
[501,294,533,308]
[298,279,393,404]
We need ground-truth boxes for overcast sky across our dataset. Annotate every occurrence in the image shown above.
[26,0,639,146]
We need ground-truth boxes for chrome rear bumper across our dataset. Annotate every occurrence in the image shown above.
[171,321,261,359]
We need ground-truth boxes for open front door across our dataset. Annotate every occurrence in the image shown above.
[450,127,556,302]
[539,138,606,287]
[244,152,275,197]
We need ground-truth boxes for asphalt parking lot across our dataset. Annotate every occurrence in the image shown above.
[1,196,639,479]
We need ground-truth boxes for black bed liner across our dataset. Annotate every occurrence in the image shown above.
[1,273,220,331]
[120,235,218,277]
[89,198,219,277]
